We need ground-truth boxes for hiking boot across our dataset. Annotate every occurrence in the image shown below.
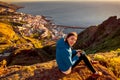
[92,71,102,78]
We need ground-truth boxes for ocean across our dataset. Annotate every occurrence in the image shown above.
[14,1,120,33]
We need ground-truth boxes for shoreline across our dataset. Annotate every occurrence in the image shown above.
[57,25,86,29]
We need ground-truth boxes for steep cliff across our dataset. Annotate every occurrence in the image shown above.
[75,16,120,53]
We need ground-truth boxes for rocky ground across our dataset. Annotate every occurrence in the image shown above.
[0,60,117,80]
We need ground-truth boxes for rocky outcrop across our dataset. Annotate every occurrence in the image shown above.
[0,60,117,80]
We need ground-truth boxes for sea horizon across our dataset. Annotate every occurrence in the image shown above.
[13,1,120,33]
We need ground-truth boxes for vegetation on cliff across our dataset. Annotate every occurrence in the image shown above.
[75,16,120,54]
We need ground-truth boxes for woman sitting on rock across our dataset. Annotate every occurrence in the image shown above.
[56,32,102,77]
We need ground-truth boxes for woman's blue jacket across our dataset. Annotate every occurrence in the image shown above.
[56,38,79,71]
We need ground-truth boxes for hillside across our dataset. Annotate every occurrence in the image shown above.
[0,1,22,13]
[0,60,117,80]
[74,16,120,79]
[0,16,119,79]
[0,22,19,53]
[74,16,120,54]
[0,49,119,80]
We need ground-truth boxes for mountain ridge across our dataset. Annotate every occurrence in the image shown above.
[75,16,120,53]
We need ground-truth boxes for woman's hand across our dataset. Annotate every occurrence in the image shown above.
[76,49,83,53]
[76,49,83,57]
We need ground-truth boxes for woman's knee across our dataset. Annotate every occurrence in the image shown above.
[81,51,86,56]
[62,67,72,75]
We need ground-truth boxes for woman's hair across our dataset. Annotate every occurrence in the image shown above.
[65,32,78,42]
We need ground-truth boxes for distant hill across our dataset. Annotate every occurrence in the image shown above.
[0,1,22,12]
[74,16,120,54]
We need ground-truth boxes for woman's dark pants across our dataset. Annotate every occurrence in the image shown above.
[72,52,96,73]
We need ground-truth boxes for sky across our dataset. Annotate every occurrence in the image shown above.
[2,0,120,3]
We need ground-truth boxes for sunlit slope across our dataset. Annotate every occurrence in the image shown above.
[0,22,18,40]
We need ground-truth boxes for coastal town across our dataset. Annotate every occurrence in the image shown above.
[0,1,66,40]
[0,1,67,62]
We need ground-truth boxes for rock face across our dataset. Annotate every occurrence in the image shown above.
[0,60,117,80]
[75,16,120,53]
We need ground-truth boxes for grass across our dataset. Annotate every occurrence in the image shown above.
[93,48,120,78]
[23,36,42,48]
[0,22,18,53]
[118,78,120,80]
[85,35,120,54]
